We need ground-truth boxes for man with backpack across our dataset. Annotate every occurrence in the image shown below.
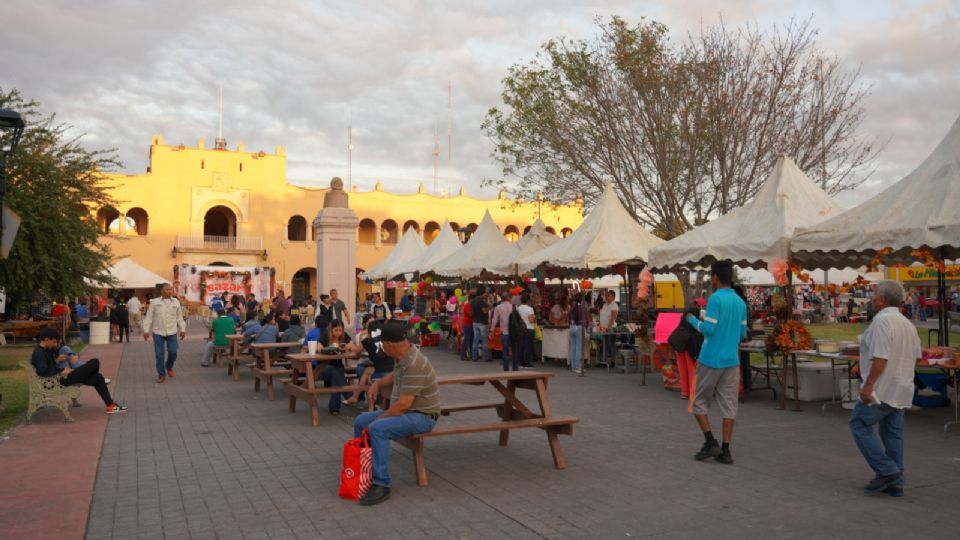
[490,291,521,371]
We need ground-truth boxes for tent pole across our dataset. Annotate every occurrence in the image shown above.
[939,247,948,347]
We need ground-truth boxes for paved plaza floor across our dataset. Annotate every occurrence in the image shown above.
[83,329,959,539]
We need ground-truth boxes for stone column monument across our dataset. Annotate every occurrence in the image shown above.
[314,177,359,321]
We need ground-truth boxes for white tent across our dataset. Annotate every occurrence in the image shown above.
[431,210,520,278]
[485,218,561,276]
[793,114,960,267]
[362,227,427,280]
[516,183,663,271]
[394,220,462,275]
[648,156,843,271]
[89,257,169,289]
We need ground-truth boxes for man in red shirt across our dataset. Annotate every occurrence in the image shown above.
[460,292,474,361]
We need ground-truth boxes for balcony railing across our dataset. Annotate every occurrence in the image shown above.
[175,235,263,252]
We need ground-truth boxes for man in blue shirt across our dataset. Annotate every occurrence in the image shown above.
[686,260,747,465]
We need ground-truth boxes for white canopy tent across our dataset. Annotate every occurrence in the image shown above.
[516,183,664,272]
[485,218,560,276]
[362,227,427,280]
[431,210,520,278]
[88,257,169,289]
[792,114,960,267]
[394,220,462,275]
[648,156,844,272]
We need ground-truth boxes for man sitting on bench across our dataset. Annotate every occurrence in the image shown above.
[354,323,439,506]
[31,328,128,414]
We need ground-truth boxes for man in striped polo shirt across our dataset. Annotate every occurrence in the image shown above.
[355,323,440,505]
[686,260,747,465]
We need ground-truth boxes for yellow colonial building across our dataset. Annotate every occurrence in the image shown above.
[97,135,584,303]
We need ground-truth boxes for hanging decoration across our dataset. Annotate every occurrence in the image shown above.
[767,259,789,286]
[636,268,653,300]
[771,320,813,353]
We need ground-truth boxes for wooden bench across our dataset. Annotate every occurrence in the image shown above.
[285,352,365,427]
[20,361,82,424]
[250,342,302,401]
[225,334,245,381]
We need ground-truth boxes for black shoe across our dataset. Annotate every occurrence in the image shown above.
[865,473,902,493]
[694,440,721,461]
[715,448,733,465]
[882,485,904,497]
[359,484,391,506]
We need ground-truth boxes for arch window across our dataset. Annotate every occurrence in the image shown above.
[504,225,520,243]
[561,227,573,238]
[126,207,149,236]
[359,219,377,244]
[459,222,478,244]
[96,206,120,234]
[204,205,237,238]
[287,215,307,241]
[380,219,399,244]
[402,220,420,234]
[424,221,440,245]
[545,226,557,236]
[522,225,532,236]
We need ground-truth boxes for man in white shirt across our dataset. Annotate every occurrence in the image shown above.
[126,295,143,333]
[599,290,619,367]
[850,280,921,497]
[143,284,187,383]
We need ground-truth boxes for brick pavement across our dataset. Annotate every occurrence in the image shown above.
[87,330,960,539]
[0,342,124,540]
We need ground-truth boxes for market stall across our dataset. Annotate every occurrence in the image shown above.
[362,227,427,280]
[431,210,519,278]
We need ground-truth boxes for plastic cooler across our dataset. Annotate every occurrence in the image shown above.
[913,370,949,407]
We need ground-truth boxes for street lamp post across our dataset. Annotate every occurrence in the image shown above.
[0,109,26,237]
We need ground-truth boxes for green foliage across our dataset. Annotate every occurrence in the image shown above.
[0,88,118,310]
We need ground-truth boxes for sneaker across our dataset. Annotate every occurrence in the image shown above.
[156,376,165,383]
[715,448,734,465]
[695,440,722,461]
[105,403,128,414]
[201,363,210,367]
[359,484,391,506]
[882,486,904,497]
[865,473,903,493]
[167,369,176,378]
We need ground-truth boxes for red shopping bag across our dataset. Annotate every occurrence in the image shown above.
[338,429,373,500]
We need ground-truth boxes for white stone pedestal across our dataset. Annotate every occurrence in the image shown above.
[313,207,359,314]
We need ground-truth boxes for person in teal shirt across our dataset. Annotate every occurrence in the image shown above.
[202,309,237,367]
[686,260,747,465]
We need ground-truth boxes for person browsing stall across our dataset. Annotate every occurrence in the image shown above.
[354,324,439,505]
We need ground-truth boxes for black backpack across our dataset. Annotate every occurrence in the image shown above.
[508,305,527,337]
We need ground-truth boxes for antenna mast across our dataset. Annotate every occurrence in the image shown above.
[433,124,440,194]
[348,111,354,191]
[215,85,226,150]
[447,80,452,163]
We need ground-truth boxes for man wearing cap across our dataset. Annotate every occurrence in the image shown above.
[354,323,440,505]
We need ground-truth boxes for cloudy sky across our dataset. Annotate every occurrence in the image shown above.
[2,0,958,207]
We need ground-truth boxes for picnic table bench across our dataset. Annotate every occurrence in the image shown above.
[285,352,366,427]
[388,371,579,487]
[225,334,246,381]
[250,341,303,400]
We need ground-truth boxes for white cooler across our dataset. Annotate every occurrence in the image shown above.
[785,361,849,402]
[88,321,110,345]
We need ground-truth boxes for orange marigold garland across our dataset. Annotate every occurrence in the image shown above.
[775,320,814,352]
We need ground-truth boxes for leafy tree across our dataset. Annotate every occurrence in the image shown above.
[0,88,117,312]
[483,17,879,301]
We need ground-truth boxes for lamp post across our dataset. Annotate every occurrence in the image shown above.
[0,109,26,238]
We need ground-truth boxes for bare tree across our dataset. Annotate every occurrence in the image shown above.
[483,16,878,302]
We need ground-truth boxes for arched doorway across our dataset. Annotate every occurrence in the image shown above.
[204,205,237,238]
[424,221,440,244]
[504,225,520,242]
[291,267,317,305]
[97,206,120,234]
[126,207,149,236]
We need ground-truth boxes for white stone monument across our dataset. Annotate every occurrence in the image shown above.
[313,177,359,319]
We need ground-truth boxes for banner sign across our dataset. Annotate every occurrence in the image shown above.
[891,265,960,282]
[173,264,275,304]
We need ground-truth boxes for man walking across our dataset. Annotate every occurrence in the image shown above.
[143,284,187,383]
[330,288,350,328]
[127,294,143,333]
[470,285,491,362]
[686,260,747,465]
[354,323,439,505]
[850,280,920,497]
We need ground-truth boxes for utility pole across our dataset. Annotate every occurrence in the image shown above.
[215,85,226,150]
[348,111,354,191]
[433,124,440,195]
[447,80,452,164]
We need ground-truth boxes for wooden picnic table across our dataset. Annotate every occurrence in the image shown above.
[225,334,246,381]
[285,351,365,427]
[250,341,303,401]
[389,370,579,487]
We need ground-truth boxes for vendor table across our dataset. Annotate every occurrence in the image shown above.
[285,351,363,427]
[739,345,780,401]
[540,325,570,364]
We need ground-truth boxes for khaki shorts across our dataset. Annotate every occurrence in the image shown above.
[691,364,739,419]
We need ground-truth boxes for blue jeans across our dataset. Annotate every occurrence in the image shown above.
[460,324,474,360]
[472,323,490,361]
[153,333,179,376]
[354,410,436,487]
[569,324,583,371]
[517,328,533,367]
[602,334,617,366]
[319,365,348,412]
[849,401,905,481]
[501,333,517,371]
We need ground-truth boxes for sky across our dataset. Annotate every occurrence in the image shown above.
[2,0,958,208]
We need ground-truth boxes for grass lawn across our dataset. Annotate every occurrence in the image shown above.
[0,340,87,436]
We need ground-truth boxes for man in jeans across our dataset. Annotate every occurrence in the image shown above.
[489,291,516,371]
[850,280,920,497]
[599,290,619,367]
[143,284,187,383]
[355,323,439,505]
[686,260,746,465]
[31,327,127,414]
[470,285,491,362]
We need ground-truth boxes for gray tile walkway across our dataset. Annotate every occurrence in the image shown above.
[88,328,960,539]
